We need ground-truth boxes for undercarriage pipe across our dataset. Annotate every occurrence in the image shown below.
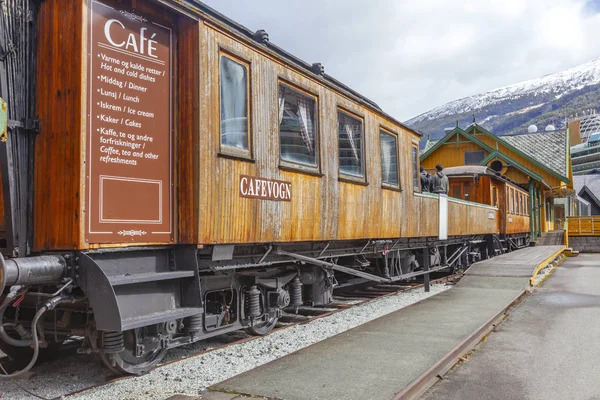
[0,294,79,379]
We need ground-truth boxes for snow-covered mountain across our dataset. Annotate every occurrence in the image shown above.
[407,57,600,140]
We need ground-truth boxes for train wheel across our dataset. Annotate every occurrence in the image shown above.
[245,314,279,336]
[99,330,167,375]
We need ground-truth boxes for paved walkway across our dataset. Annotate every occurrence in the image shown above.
[422,253,600,400]
[210,246,564,400]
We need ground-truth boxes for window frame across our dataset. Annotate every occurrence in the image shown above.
[520,193,524,215]
[464,150,485,165]
[463,182,471,201]
[337,108,367,184]
[411,141,420,193]
[217,50,253,161]
[379,127,401,191]
[492,186,498,208]
[277,80,321,176]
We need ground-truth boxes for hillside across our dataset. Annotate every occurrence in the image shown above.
[406,57,600,141]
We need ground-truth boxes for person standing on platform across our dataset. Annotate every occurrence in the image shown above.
[431,164,449,195]
[420,166,431,193]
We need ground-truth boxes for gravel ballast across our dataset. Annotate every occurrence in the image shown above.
[0,283,450,400]
[70,284,450,400]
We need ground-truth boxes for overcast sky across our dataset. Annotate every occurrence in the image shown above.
[201,0,600,121]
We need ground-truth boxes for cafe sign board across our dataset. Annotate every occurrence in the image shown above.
[86,0,173,243]
[239,175,292,202]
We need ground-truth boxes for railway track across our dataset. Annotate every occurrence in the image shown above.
[0,273,461,400]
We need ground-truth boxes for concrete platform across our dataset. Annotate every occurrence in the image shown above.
[210,246,564,400]
[423,253,600,400]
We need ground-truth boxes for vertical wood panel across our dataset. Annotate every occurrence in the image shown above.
[177,18,200,243]
[33,1,84,251]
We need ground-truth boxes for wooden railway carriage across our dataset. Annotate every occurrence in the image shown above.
[1,0,500,376]
[443,166,531,249]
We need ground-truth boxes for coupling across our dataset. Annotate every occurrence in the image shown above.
[0,253,67,293]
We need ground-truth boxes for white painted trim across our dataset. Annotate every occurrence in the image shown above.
[414,192,439,200]
[448,197,498,211]
[414,192,498,211]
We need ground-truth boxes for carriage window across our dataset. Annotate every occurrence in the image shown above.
[509,188,514,213]
[380,131,399,187]
[520,193,523,215]
[515,191,519,215]
[338,111,364,178]
[412,145,419,191]
[220,55,249,152]
[278,84,318,167]
[452,185,460,199]
[492,187,498,207]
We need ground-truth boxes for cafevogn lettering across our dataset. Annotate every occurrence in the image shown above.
[240,175,292,201]
[86,0,172,243]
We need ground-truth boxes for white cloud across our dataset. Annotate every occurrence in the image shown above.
[200,0,600,121]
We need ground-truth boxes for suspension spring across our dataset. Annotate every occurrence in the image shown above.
[183,313,203,333]
[247,285,261,318]
[290,276,303,308]
[102,331,124,353]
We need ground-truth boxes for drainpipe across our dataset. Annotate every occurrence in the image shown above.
[529,179,535,239]
[536,187,544,237]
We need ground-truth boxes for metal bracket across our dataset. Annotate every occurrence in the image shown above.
[7,117,40,134]
[160,337,169,349]
[212,244,235,261]
[135,343,145,358]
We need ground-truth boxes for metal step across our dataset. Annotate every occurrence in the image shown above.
[108,270,195,286]
[564,248,580,257]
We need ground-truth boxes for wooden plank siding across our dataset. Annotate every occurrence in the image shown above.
[33,1,84,251]
[422,139,485,175]
[447,198,498,236]
[176,18,200,244]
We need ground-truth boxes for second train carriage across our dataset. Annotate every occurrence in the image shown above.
[443,166,531,249]
[1,0,506,376]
